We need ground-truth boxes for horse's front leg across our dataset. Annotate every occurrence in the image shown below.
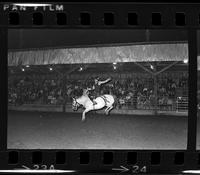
[82,108,91,122]
[82,111,86,122]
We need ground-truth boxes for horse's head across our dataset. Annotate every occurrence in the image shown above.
[72,97,81,111]
[72,95,90,111]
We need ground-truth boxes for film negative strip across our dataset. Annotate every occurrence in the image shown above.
[0,2,200,174]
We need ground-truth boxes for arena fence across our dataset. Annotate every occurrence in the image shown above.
[8,96,188,116]
[176,96,188,112]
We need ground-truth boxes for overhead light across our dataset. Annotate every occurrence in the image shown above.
[150,65,154,70]
[113,62,117,65]
[113,66,117,70]
[49,67,53,71]
[22,68,25,72]
[182,170,200,174]
[183,59,188,64]
[79,67,83,71]
[26,65,30,68]
[12,3,52,7]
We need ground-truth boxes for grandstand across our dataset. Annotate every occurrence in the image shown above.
[8,61,188,114]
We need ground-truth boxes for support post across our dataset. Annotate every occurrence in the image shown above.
[134,62,154,75]
[154,74,158,115]
[155,61,179,76]
[153,64,158,115]
[62,73,66,113]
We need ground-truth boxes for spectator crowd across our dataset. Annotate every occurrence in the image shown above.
[8,72,188,110]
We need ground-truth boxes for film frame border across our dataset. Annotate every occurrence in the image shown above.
[0,2,199,174]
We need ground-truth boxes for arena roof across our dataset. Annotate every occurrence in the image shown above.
[8,29,188,66]
[8,43,188,66]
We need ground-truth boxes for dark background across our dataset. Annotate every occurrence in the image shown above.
[8,29,187,51]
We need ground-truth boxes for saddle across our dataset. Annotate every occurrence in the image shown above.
[92,100,97,105]
[89,95,97,105]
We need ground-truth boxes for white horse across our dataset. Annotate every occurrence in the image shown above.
[72,89,115,121]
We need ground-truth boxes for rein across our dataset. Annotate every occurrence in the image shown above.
[74,98,81,107]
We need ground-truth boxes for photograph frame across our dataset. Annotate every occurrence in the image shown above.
[0,2,199,174]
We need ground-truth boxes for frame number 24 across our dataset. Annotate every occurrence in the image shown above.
[132,165,147,173]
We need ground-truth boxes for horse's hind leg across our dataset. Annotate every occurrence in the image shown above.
[106,105,113,115]
[105,107,110,115]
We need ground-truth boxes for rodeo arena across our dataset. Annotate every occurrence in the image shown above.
[8,30,189,149]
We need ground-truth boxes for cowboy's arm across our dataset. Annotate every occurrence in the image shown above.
[98,78,111,85]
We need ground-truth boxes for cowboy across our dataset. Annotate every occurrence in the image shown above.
[87,76,111,104]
